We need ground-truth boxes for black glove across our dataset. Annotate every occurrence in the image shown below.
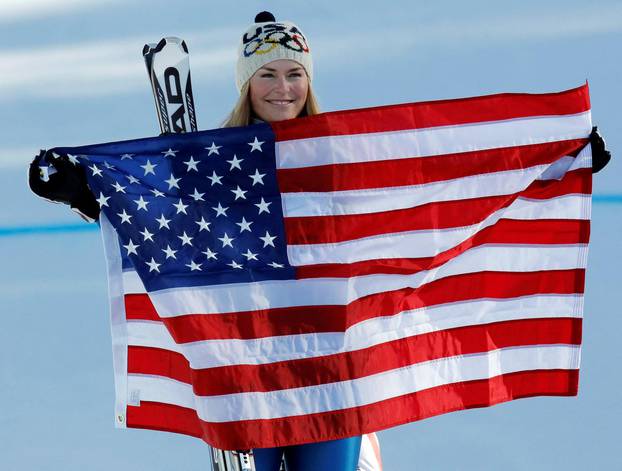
[590,126,611,174]
[28,150,100,221]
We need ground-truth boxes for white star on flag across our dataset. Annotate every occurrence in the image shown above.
[112,182,126,193]
[96,192,110,207]
[255,197,271,214]
[212,202,229,217]
[127,175,140,184]
[248,136,264,152]
[231,186,248,200]
[178,231,193,246]
[173,199,188,215]
[165,174,181,190]
[190,188,205,201]
[140,160,157,176]
[207,171,223,186]
[249,169,266,185]
[117,209,132,224]
[150,189,165,197]
[89,164,103,177]
[146,257,161,272]
[186,260,202,271]
[227,155,244,170]
[195,217,211,232]
[218,233,235,248]
[227,260,243,269]
[161,148,178,157]
[162,245,177,259]
[156,214,171,229]
[184,156,200,172]
[236,217,253,233]
[123,239,139,256]
[140,228,155,242]
[205,142,221,155]
[202,247,218,260]
[259,231,276,247]
[242,249,258,261]
[134,195,149,211]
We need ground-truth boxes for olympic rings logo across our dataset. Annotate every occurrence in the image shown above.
[242,23,310,57]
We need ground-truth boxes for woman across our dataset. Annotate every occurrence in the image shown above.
[222,12,364,471]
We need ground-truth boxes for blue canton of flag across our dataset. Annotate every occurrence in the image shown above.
[54,123,295,290]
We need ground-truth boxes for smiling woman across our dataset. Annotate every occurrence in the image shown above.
[249,61,309,122]
[223,12,364,471]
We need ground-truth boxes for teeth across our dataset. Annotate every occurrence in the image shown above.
[269,100,293,105]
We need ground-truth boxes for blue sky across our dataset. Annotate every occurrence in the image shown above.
[1,1,621,469]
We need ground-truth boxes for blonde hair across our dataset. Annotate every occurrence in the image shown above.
[222,81,321,128]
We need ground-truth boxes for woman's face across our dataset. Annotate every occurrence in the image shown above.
[249,59,309,122]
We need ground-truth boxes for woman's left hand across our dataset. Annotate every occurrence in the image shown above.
[590,126,611,173]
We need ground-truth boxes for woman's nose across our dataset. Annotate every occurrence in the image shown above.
[273,75,290,91]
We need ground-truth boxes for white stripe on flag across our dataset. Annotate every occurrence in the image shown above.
[276,112,592,169]
[126,294,582,368]
[130,244,587,316]
[126,320,182,354]
[100,214,130,428]
[127,344,581,422]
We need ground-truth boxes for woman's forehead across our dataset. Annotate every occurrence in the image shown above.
[259,59,303,72]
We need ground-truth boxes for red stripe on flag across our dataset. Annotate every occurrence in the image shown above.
[126,269,584,340]
[125,293,159,321]
[271,84,590,141]
[284,168,591,245]
[126,369,579,450]
[277,139,587,193]
[127,317,582,395]
[296,219,590,278]
[522,168,592,198]
[128,346,192,384]
[127,401,205,439]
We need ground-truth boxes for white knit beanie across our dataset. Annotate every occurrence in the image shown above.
[235,11,313,92]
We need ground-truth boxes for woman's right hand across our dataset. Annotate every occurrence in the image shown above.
[28,150,100,222]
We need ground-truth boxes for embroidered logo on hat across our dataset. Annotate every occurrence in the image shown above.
[242,23,310,57]
[235,11,313,92]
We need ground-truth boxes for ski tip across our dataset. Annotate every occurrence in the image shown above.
[152,37,185,53]
[142,43,157,56]
[155,37,168,52]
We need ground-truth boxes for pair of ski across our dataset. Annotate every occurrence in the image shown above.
[143,37,283,471]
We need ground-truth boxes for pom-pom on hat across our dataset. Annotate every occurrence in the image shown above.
[235,11,313,92]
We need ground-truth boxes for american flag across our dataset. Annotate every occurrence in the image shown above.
[52,83,592,450]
